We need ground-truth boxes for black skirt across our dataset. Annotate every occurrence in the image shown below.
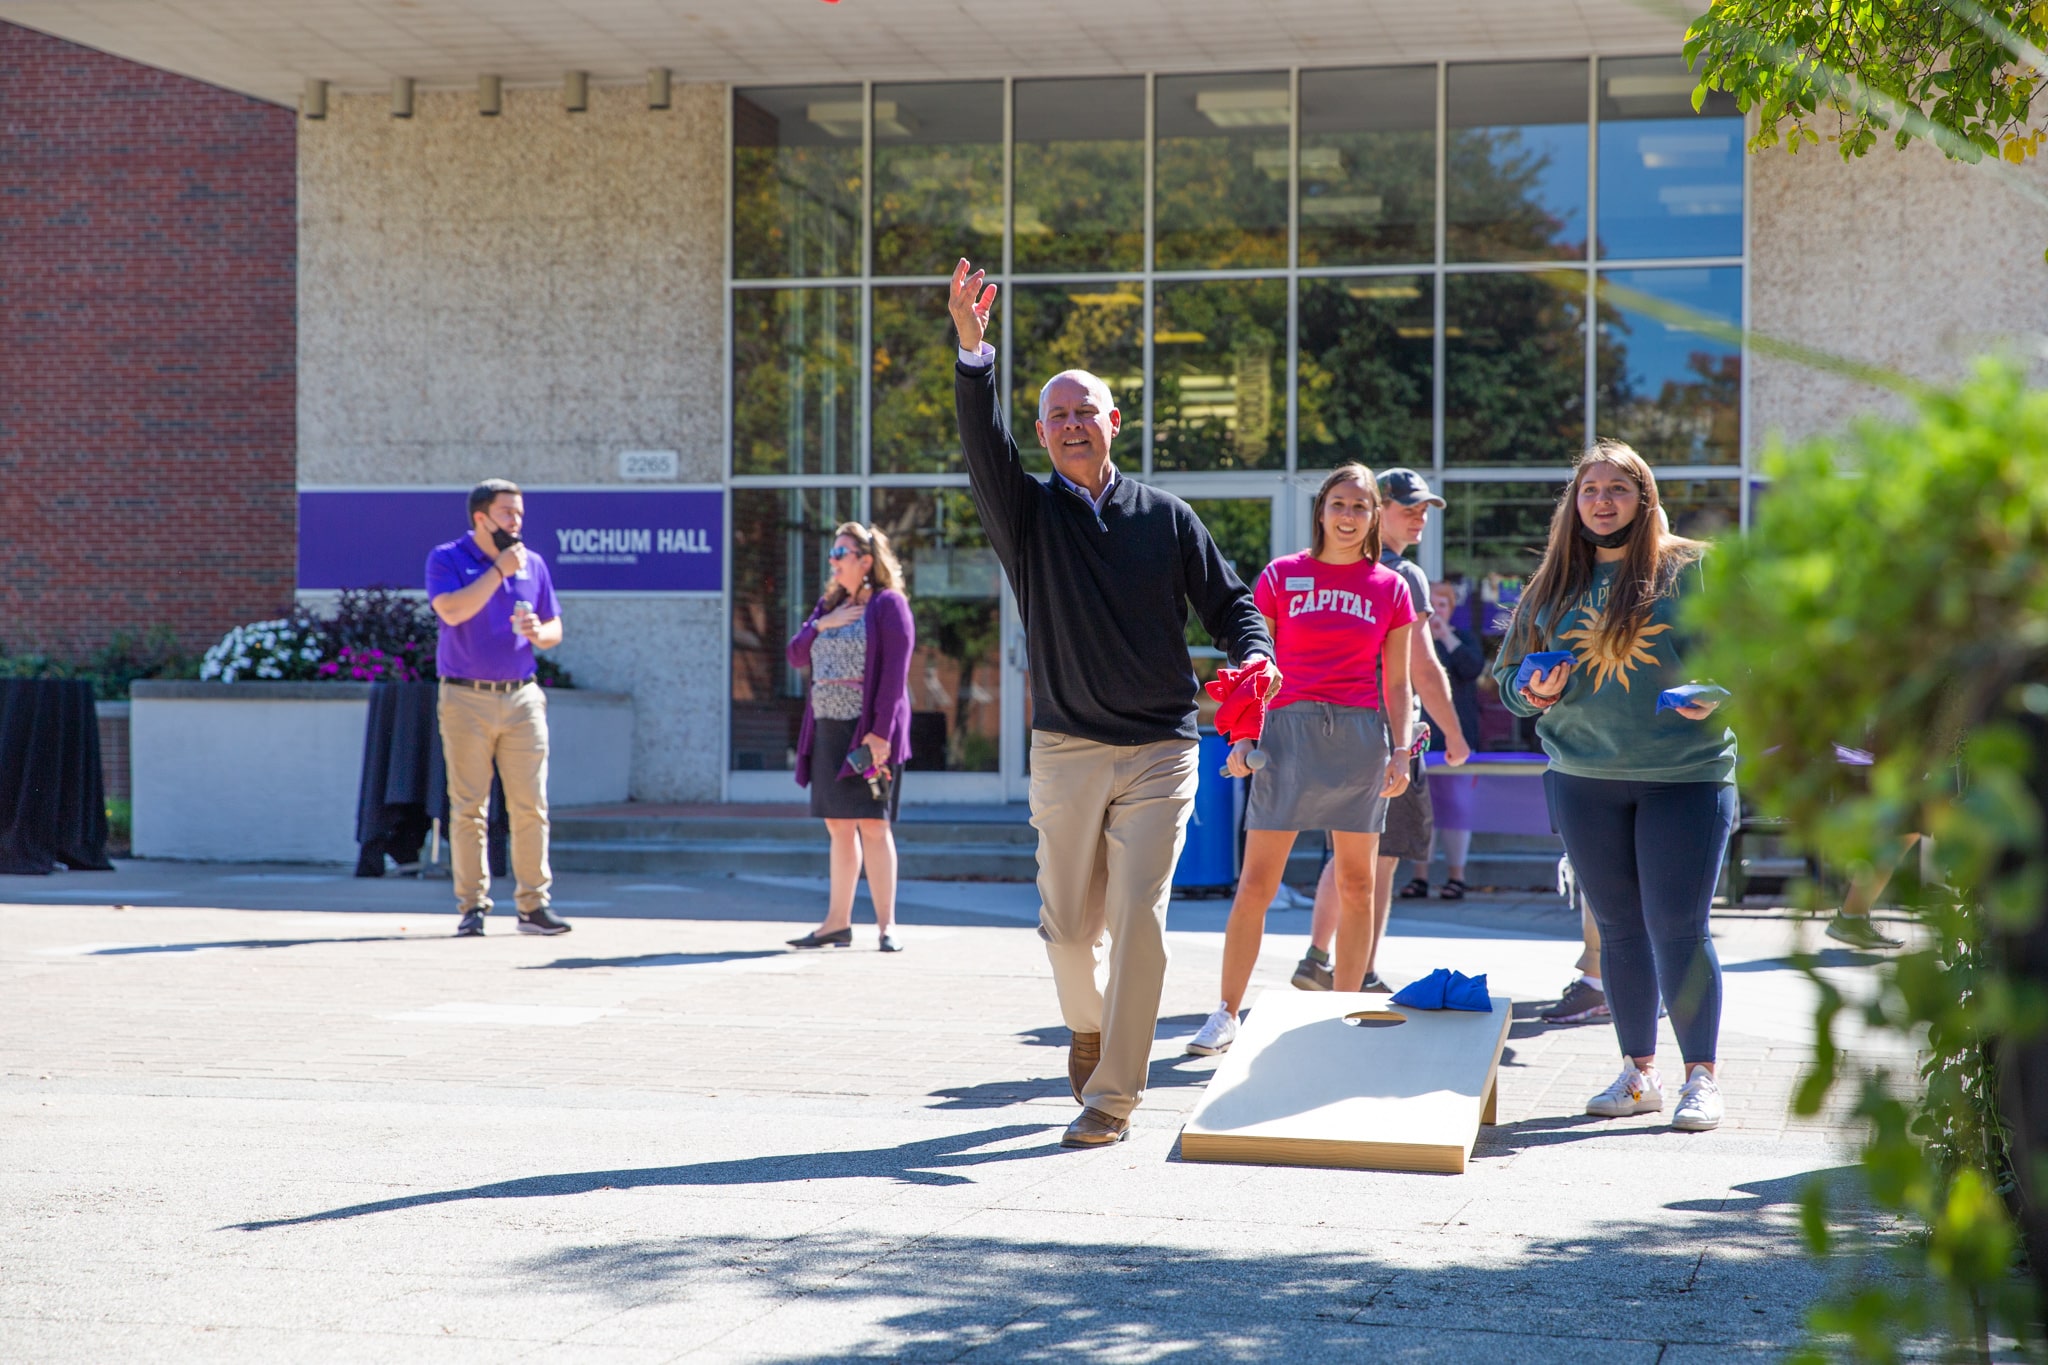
[808,715,904,821]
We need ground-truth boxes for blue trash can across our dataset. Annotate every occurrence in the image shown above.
[1173,731,1241,891]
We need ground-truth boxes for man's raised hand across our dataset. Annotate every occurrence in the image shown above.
[949,258,997,353]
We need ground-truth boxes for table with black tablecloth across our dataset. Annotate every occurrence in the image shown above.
[0,678,112,874]
[354,681,507,878]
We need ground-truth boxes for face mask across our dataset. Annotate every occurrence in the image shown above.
[1577,522,1632,550]
[490,526,521,552]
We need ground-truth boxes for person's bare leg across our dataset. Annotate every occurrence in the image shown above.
[1361,854,1398,976]
[1327,832,1381,991]
[1442,828,1473,883]
[1218,831,1297,1012]
[1840,833,1922,919]
[855,818,898,932]
[1309,857,1339,954]
[820,818,861,932]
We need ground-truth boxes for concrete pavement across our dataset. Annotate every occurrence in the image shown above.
[1,860,1913,1361]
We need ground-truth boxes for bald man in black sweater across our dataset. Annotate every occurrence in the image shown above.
[949,259,1278,1148]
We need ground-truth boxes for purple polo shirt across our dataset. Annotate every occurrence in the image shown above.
[426,535,560,682]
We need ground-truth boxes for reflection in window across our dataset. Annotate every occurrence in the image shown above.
[1155,72,1291,270]
[1153,278,1287,471]
[1438,478,1561,750]
[731,288,859,476]
[1595,267,1741,466]
[734,86,862,280]
[731,487,861,770]
[1659,477,1741,542]
[1298,66,1436,267]
[1297,275,1434,473]
[1597,56,1743,261]
[1185,498,1273,689]
[872,82,1003,278]
[872,285,995,475]
[870,488,1002,772]
[1014,78,1145,274]
[1444,272,1587,465]
[1010,283,1146,476]
[1447,61,1588,262]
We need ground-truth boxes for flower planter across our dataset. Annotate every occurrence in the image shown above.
[131,681,633,863]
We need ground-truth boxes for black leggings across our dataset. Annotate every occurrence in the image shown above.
[1545,773,1737,1065]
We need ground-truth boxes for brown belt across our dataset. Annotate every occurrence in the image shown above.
[442,676,534,693]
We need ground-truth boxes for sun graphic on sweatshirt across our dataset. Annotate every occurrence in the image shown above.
[1557,608,1671,693]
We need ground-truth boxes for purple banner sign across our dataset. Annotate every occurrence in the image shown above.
[299,488,724,594]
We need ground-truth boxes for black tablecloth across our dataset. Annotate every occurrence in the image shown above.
[0,679,111,874]
[354,682,506,878]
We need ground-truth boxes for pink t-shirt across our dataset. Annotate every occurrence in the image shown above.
[1252,550,1418,712]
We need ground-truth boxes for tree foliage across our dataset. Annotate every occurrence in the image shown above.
[1685,0,2048,162]
[1689,360,2048,1358]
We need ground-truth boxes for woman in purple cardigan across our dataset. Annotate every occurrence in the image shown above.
[785,522,915,952]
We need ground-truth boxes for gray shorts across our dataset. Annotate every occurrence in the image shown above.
[1245,703,1391,834]
[1379,751,1434,861]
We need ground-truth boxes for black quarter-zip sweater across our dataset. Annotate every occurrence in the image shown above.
[956,358,1273,746]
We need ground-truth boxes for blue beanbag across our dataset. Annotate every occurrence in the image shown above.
[1656,683,1731,713]
[1512,651,1576,693]
[1391,968,1492,1012]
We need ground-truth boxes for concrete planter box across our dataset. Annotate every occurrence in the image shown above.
[131,681,633,863]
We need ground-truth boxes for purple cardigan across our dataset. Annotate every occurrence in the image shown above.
[787,588,915,786]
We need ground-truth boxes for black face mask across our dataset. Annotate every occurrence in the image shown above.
[1577,522,1632,550]
[489,526,521,552]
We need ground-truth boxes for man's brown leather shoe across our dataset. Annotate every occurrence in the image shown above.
[1061,1106,1129,1148]
[1067,1030,1101,1105]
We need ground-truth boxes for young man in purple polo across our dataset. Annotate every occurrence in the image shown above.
[426,479,571,937]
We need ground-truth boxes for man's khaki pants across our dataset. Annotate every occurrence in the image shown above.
[438,681,552,915]
[1028,731,1200,1121]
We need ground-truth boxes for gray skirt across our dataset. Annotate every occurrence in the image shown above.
[1244,702,1392,834]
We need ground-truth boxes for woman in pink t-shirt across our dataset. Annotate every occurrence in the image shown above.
[1187,464,1417,1057]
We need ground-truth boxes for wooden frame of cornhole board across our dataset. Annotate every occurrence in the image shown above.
[1180,988,1513,1175]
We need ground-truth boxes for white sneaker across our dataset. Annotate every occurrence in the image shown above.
[1585,1063,1663,1117]
[1672,1065,1724,1131]
[1186,1006,1239,1056]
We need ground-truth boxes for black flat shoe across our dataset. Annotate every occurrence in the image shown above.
[1398,876,1430,900]
[787,927,853,949]
[1438,878,1468,901]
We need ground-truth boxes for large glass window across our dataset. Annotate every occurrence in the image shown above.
[1298,66,1437,267]
[872,82,1004,278]
[731,287,860,476]
[1296,275,1434,473]
[733,85,862,280]
[1595,266,1741,465]
[1597,57,1743,261]
[1013,78,1145,274]
[872,284,997,475]
[870,488,1003,772]
[730,487,861,770]
[1448,61,1589,263]
[1444,271,1587,466]
[1010,282,1146,475]
[1155,72,1291,270]
[1153,278,1287,471]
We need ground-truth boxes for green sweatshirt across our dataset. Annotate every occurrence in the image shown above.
[1493,558,1737,784]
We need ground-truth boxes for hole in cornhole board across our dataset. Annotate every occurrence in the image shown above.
[1344,1011,1408,1028]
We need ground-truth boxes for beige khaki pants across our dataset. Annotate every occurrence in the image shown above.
[438,681,552,915]
[1028,730,1200,1121]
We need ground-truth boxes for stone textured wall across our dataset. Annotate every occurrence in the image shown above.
[1749,137,2048,448]
[298,82,727,801]
[0,21,297,659]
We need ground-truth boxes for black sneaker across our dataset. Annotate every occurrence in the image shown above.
[455,909,486,937]
[1539,977,1609,1023]
[516,907,572,936]
[1290,955,1333,991]
[1361,971,1394,994]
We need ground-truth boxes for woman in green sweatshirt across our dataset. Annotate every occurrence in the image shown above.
[1494,440,1737,1132]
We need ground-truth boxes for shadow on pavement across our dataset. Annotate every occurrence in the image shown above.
[72,936,416,955]
[498,1204,1855,1361]
[523,950,787,971]
[1722,947,1886,973]
[1665,1167,1858,1214]
[927,1052,1221,1111]
[229,1124,1061,1231]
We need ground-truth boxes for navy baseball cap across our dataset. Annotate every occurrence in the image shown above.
[1378,467,1446,508]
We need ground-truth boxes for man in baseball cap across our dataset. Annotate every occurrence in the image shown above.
[1292,466,1471,992]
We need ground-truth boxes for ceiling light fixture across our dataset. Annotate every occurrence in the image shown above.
[1195,89,1289,128]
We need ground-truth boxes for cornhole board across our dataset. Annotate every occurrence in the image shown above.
[1180,988,1512,1175]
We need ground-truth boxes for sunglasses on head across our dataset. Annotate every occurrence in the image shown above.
[829,545,867,561]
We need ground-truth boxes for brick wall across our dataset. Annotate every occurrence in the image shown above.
[0,22,296,660]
